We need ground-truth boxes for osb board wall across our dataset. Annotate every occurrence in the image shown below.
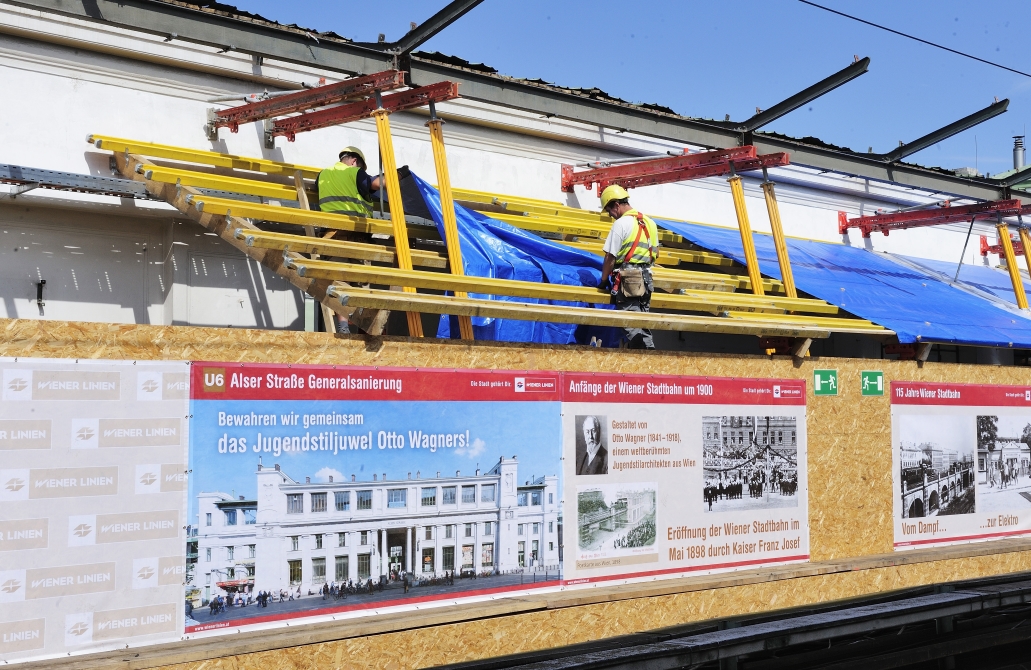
[6,318,1031,562]
[154,548,1031,670]
[5,318,1031,668]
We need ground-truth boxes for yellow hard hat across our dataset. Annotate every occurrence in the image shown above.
[600,184,630,211]
[339,146,367,167]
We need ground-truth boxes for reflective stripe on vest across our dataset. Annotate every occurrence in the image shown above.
[317,163,372,216]
[616,210,659,265]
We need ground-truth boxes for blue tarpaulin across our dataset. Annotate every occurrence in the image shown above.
[655,219,1031,348]
[898,254,1031,307]
[411,175,620,345]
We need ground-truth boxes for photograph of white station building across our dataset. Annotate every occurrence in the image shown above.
[194,457,560,600]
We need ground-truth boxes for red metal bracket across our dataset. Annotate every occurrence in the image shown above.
[837,211,849,235]
[613,154,790,191]
[841,200,1021,238]
[270,81,460,141]
[212,70,406,133]
[559,147,790,193]
[980,234,1026,257]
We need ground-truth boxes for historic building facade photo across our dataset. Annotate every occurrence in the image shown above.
[193,457,560,600]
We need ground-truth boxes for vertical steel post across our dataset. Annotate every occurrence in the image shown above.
[727,168,765,296]
[427,104,475,340]
[997,223,1029,309]
[760,169,796,298]
[373,95,424,337]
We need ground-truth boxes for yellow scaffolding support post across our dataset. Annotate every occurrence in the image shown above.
[997,222,1029,310]
[373,95,424,337]
[426,103,475,340]
[1018,226,1031,285]
[760,168,797,299]
[727,168,765,296]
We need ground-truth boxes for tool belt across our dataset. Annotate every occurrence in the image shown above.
[609,212,655,299]
[611,265,650,298]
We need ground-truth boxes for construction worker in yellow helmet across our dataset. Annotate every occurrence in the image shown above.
[317,146,382,218]
[315,146,382,334]
[598,184,660,350]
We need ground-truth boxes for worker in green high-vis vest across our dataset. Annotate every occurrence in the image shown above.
[316,146,382,334]
[317,146,382,217]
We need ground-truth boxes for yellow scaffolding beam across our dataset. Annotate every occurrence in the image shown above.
[427,112,474,340]
[1018,227,1031,287]
[724,311,884,331]
[374,106,423,337]
[761,177,797,299]
[558,239,734,267]
[287,259,845,316]
[485,209,683,245]
[327,287,852,338]
[997,223,1029,310]
[234,229,449,269]
[186,194,440,238]
[89,134,320,179]
[136,163,299,201]
[728,174,765,297]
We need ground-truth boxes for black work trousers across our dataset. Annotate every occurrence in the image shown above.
[612,293,655,350]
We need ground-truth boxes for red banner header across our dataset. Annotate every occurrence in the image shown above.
[190,363,806,405]
[562,372,805,405]
[891,381,1031,406]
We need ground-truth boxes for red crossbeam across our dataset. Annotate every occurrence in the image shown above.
[980,235,1027,257]
[839,200,1021,238]
[609,153,790,191]
[213,70,406,133]
[270,81,460,141]
[560,147,758,193]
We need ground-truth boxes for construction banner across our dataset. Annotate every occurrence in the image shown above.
[0,357,189,664]
[892,381,1031,549]
[562,373,809,585]
[0,359,815,658]
[184,363,811,638]
[185,363,563,635]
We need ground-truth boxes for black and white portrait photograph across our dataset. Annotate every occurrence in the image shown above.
[575,414,608,476]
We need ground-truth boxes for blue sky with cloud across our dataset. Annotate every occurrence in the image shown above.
[189,400,561,524]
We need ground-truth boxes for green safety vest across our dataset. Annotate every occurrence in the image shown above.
[317,163,373,216]
[616,209,659,265]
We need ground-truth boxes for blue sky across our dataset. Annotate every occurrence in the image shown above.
[188,400,561,521]
[229,0,1031,176]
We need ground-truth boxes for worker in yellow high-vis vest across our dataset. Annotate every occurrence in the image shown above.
[317,146,381,217]
[316,147,381,334]
[598,184,659,350]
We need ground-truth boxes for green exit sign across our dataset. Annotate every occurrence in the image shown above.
[861,370,884,396]
[814,369,838,396]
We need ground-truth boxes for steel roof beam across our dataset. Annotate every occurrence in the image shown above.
[1001,164,1031,188]
[410,59,1031,204]
[877,99,1009,163]
[735,57,869,133]
[12,0,1031,205]
[8,0,394,73]
[371,0,485,56]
